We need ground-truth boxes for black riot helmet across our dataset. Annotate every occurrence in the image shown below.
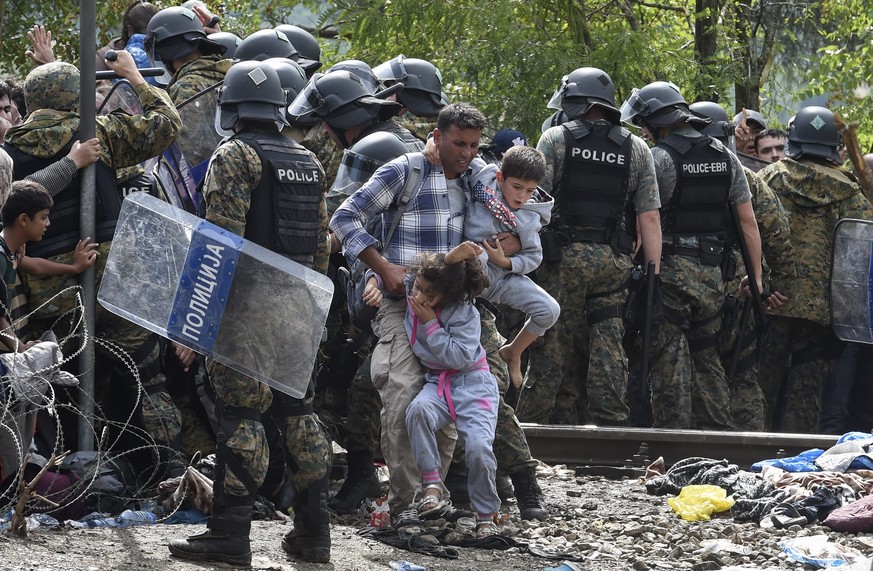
[547,67,620,122]
[373,55,444,116]
[274,24,321,74]
[620,80,708,130]
[208,32,242,60]
[288,70,401,131]
[689,101,734,146]
[146,6,225,63]
[326,60,380,93]
[785,106,843,165]
[215,60,287,135]
[261,58,308,104]
[332,131,410,196]
[235,29,298,62]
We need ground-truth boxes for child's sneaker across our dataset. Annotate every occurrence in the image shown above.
[394,506,422,529]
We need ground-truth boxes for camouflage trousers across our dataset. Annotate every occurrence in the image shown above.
[519,242,633,426]
[719,295,767,432]
[207,359,272,497]
[477,303,537,477]
[283,407,332,492]
[344,353,383,454]
[649,256,732,430]
[758,317,841,433]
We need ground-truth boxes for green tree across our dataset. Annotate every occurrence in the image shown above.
[802,0,873,151]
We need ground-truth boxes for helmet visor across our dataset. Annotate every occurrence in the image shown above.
[287,72,326,119]
[619,89,647,125]
[373,55,407,83]
[214,103,236,137]
[546,76,569,111]
[330,149,384,196]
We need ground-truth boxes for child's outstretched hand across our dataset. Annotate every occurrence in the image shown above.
[445,241,482,265]
[362,276,383,307]
[422,136,441,166]
[72,238,99,272]
[408,293,437,323]
[481,236,511,270]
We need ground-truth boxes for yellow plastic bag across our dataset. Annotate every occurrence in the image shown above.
[667,484,735,522]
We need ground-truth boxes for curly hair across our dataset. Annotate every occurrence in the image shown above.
[408,251,489,306]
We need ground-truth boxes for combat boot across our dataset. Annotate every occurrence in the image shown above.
[169,503,252,566]
[329,450,381,514]
[282,475,331,563]
[496,475,514,501]
[510,467,548,521]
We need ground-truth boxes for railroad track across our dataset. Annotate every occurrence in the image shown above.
[521,423,839,471]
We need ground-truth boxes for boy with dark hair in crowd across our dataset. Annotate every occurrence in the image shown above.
[0,180,97,349]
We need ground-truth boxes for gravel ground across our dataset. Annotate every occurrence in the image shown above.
[2,464,873,570]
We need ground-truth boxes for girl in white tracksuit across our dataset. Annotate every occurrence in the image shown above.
[402,243,501,537]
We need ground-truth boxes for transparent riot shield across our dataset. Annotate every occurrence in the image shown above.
[98,192,334,398]
[97,79,144,116]
[831,218,873,344]
[152,144,199,213]
[175,83,224,188]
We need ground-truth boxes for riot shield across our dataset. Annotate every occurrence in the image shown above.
[98,192,334,398]
[736,151,771,173]
[151,144,199,213]
[831,218,873,344]
[175,83,224,188]
[97,79,144,116]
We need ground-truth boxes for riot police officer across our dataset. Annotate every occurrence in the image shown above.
[757,106,873,432]
[168,61,332,566]
[520,67,662,426]
[620,81,763,429]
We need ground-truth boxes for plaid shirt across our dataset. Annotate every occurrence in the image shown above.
[330,154,475,267]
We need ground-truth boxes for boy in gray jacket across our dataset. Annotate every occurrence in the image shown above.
[465,146,560,389]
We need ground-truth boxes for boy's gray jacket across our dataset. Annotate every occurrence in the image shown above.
[464,162,554,275]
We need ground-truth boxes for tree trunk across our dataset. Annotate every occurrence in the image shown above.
[694,0,721,101]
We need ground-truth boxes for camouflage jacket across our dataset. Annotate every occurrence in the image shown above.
[6,82,180,171]
[744,167,794,292]
[203,133,331,274]
[167,55,231,105]
[396,112,437,143]
[759,157,873,325]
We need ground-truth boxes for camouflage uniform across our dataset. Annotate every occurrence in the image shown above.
[396,112,438,142]
[477,303,539,475]
[202,134,331,499]
[723,168,794,431]
[4,64,182,462]
[519,120,660,426]
[648,126,752,429]
[758,158,873,432]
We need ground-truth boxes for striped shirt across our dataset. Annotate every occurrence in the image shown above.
[330,154,477,267]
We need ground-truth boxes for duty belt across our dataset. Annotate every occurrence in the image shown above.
[563,226,611,244]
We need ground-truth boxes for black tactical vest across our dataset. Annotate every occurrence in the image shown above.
[361,120,425,152]
[233,131,322,268]
[3,137,121,258]
[559,120,634,249]
[657,133,732,237]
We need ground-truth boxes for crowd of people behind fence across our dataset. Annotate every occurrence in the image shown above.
[1,0,872,565]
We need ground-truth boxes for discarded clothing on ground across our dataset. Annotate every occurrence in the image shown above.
[359,525,584,561]
[645,457,769,499]
[815,432,873,472]
[823,494,873,533]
